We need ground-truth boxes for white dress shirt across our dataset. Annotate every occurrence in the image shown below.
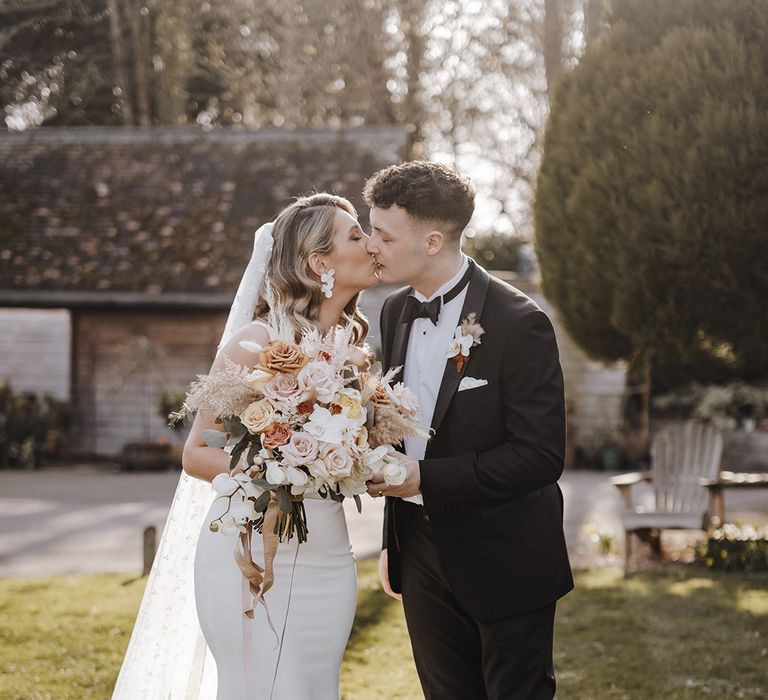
[401,255,470,505]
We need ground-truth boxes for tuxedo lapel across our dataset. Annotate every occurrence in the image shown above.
[387,291,414,383]
[429,262,490,435]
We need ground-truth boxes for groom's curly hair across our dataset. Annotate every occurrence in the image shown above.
[363,161,475,243]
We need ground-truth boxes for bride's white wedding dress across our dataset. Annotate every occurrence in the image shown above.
[194,323,357,700]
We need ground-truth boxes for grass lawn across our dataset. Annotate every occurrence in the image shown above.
[0,561,766,699]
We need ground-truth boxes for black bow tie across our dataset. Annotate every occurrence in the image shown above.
[403,295,442,325]
[401,260,475,326]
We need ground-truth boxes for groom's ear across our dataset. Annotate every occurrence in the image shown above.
[424,230,445,257]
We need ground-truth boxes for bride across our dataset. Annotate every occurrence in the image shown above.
[112,193,383,699]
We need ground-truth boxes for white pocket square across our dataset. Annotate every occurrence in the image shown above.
[458,376,488,392]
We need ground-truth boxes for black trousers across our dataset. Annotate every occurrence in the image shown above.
[394,499,556,700]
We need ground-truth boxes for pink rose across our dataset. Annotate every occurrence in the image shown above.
[317,443,354,480]
[263,372,304,408]
[298,361,342,403]
[280,432,319,467]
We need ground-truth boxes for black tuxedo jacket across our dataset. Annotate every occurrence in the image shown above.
[379,261,574,621]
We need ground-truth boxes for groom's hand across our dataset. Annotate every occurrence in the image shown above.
[367,457,421,498]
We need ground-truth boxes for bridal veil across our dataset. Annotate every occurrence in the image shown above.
[111,222,274,699]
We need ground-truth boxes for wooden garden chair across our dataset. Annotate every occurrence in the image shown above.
[611,421,723,571]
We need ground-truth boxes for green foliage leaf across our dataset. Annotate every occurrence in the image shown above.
[253,491,271,513]
[202,429,227,449]
[228,433,251,470]
[276,487,293,514]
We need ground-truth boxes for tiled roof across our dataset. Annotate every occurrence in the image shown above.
[0,127,405,308]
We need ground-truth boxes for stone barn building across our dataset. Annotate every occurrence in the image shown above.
[0,126,405,457]
[0,126,625,462]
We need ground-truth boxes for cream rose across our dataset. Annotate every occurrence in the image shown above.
[240,399,276,434]
[246,368,275,392]
[335,388,366,426]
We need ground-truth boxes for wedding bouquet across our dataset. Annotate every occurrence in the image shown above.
[171,324,427,608]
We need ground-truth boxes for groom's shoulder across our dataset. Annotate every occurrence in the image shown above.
[485,270,543,319]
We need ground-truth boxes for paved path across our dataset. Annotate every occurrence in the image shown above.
[0,467,765,577]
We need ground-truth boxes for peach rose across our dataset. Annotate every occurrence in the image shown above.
[262,423,292,450]
[257,340,308,374]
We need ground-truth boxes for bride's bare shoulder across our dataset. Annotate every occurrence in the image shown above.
[215,320,273,368]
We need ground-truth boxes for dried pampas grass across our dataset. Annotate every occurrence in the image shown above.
[169,357,256,425]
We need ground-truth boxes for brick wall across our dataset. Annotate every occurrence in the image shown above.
[73,310,227,455]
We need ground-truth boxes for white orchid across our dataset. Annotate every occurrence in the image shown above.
[265,460,288,486]
[303,405,351,444]
[286,465,309,487]
[446,326,476,360]
[230,498,257,522]
[363,445,393,475]
[211,472,242,497]
[218,516,244,537]
[233,472,265,500]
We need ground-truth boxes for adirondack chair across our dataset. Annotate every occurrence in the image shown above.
[611,421,723,571]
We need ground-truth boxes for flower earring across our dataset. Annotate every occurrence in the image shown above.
[321,268,335,299]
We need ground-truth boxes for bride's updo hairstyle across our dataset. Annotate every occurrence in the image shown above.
[254,193,369,344]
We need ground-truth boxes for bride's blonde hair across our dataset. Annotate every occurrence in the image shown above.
[254,193,370,344]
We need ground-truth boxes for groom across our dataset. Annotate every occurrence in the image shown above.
[364,161,573,699]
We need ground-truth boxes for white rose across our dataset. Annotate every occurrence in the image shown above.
[298,361,342,403]
[240,399,276,434]
[246,368,274,392]
[308,457,330,482]
[280,432,319,467]
[382,459,407,486]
